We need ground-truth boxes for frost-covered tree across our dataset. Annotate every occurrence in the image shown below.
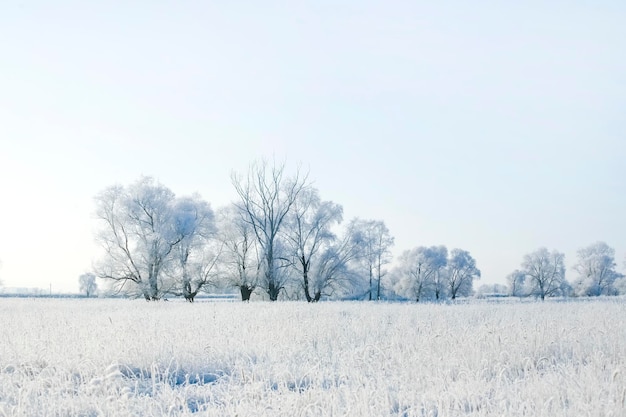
[351,219,394,300]
[520,247,567,300]
[305,218,367,300]
[506,269,528,297]
[231,160,309,301]
[169,195,217,302]
[94,177,212,300]
[572,242,623,297]
[429,246,448,300]
[78,273,98,297]
[445,249,480,299]
[284,187,344,302]
[615,274,626,296]
[216,205,261,301]
[94,178,178,300]
[391,246,447,302]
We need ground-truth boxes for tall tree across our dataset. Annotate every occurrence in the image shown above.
[445,249,480,299]
[573,241,623,296]
[170,195,217,302]
[216,205,261,301]
[506,269,527,297]
[94,178,180,300]
[285,187,343,302]
[300,217,365,301]
[93,177,212,300]
[391,246,447,302]
[352,219,394,300]
[78,273,98,297]
[520,247,567,300]
[231,160,309,301]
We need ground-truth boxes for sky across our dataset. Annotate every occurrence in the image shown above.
[1,1,624,293]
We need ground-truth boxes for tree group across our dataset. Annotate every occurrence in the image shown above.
[390,246,481,302]
[92,161,482,302]
[93,177,217,301]
[506,242,625,299]
[92,160,623,302]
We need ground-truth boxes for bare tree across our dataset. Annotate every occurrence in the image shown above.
[520,247,567,300]
[216,205,261,301]
[445,249,480,299]
[79,272,98,297]
[573,241,623,296]
[231,160,309,301]
[351,219,394,300]
[285,187,343,302]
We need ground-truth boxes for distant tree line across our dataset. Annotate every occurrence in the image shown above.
[90,160,625,302]
[502,242,626,299]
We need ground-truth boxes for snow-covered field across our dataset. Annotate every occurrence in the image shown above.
[0,298,624,416]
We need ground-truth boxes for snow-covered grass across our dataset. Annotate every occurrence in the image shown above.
[0,298,624,416]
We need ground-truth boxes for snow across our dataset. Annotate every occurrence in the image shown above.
[0,298,624,416]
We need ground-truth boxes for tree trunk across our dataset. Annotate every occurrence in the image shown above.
[144,283,159,301]
[302,256,313,302]
[148,273,159,300]
[304,279,313,302]
[268,281,280,301]
[240,285,254,301]
[183,279,194,302]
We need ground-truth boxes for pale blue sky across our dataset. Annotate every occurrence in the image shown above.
[1,1,624,292]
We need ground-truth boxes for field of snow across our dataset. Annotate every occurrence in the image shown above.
[0,298,624,416]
